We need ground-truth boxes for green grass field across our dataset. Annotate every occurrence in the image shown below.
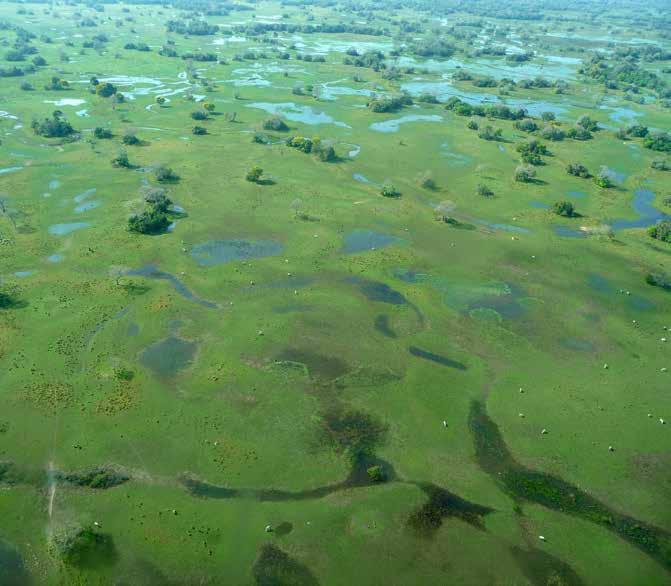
[0,1,670,584]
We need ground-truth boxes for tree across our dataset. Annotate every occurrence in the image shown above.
[191,110,208,121]
[467,119,479,130]
[156,96,166,106]
[0,289,16,309]
[514,165,536,183]
[128,209,170,234]
[111,150,131,168]
[203,102,215,113]
[122,129,141,145]
[246,166,263,183]
[644,131,671,153]
[648,220,671,243]
[477,184,493,197]
[154,165,179,183]
[576,115,599,132]
[567,163,590,178]
[651,159,670,171]
[540,125,565,141]
[478,125,502,141]
[367,465,387,483]
[192,125,207,135]
[94,127,112,139]
[541,111,556,122]
[96,82,117,98]
[262,116,289,132]
[551,200,576,217]
[380,182,401,198]
[31,111,75,138]
[626,124,648,138]
[417,171,436,190]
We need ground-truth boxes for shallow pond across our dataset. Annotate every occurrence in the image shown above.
[245,102,350,127]
[191,239,283,266]
[48,222,91,236]
[140,336,197,378]
[369,114,443,133]
[343,230,404,254]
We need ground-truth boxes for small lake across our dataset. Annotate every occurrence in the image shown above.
[48,222,91,236]
[343,230,404,254]
[370,114,443,133]
[191,239,283,266]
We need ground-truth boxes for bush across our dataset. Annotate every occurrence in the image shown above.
[192,125,207,135]
[576,115,599,132]
[246,166,263,183]
[128,209,170,234]
[381,182,401,198]
[478,125,502,141]
[648,220,671,243]
[111,150,131,168]
[31,111,75,138]
[96,82,117,98]
[0,290,17,309]
[367,465,387,483]
[551,200,576,217]
[644,131,671,152]
[514,165,536,183]
[540,125,565,141]
[417,171,436,190]
[467,119,479,130]
[262,116,289,132]
[477,184,493,197]
[48,523,115,567]
[190,110,208,121]
[93,127,112,139]
[651,159,670,171]
[154,166,179,183]
[567,163,590,178]
[645,273,671,291]
[122,133,140,146]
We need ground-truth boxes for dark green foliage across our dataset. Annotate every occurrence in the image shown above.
[0,290,17,309]
[517,139,550,164]
[514,165,536,183]
[144,189,172,213]
[445,98,526,120]
[478,125,502,141]
[567,163,590,178]
[644,131,671,153]
[477,183,493,197]
[467,119,479,130]
[192,125,207,135]
[381,183,401,198]
[93,127,112,139]
[417,92,439,104]
[651,159,670,171]
[367,465,387,482]
[128,209,170,235]
[319,405,387,461]
[246,166,263,183]
[154,165,179,183]
[166,19,219,36]
[576,115,599,132]
[252,543,319,586]
[626,124,649,138]
[367,94,413,113]
[44,76,69,90]
[123,42,150,51]
[648,220,671,243]
[262,116,289,132]
[96,82,117,97]
[314,143,337,162]
[122,133,140,146]
[645,273,671,291]
[286,136,313,153]
[551,200,576,217]
[111,150,131,168]
[514,118,538,132]
[31,111,75,138]
[190,110,208,121]
[59,466,130,489]
[540,125,565,141]
[49,524,117,568]
[567,126,593,140]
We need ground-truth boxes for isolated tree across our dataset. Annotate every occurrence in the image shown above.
[246,166,263,183]
[514,165,536,183]
[551,200,576,217]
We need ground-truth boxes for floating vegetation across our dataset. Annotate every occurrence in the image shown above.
[252,543,319,586]
[408,346,466,370]
[57,466,129,490]
[469,401,671,572]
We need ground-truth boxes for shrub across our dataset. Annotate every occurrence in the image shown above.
[31,111,75,138]
[192,125,207,135]
[128,209,170,234]
[262,116,289,131]
[477,184,493,197]
[514,165,536,183]
[154,165,179,183]
[648,220,671,243]
[190,110,208,121]
[367,465,387,483]
[567,163,590,178]
[651,159,670,171]
[93,127,112,139]
[551,200,576,217]
[246,166,263,183]
[594,169,614,188]
[380,182,401,198]
[111,150,131,168]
